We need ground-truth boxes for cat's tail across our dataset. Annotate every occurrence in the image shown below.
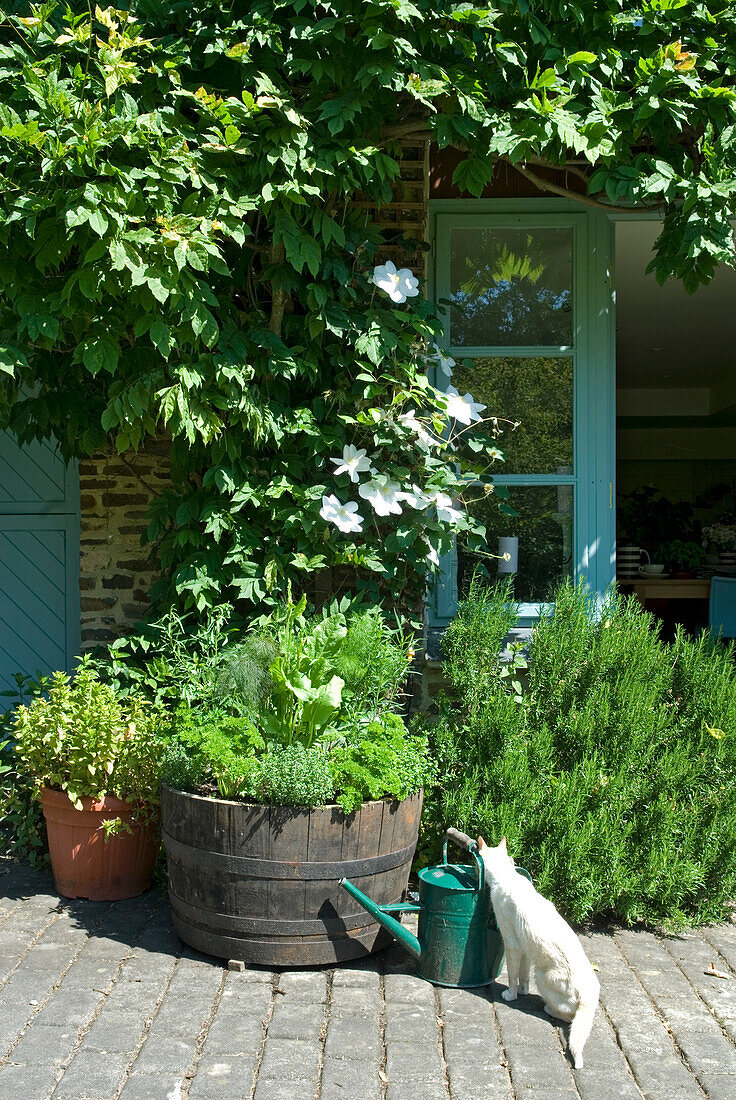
[568,975,600,1069]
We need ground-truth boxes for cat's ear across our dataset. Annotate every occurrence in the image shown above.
[477,836,486,850]
[499,836,507,853]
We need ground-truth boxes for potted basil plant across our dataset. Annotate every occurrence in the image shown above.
[11,658,166,900]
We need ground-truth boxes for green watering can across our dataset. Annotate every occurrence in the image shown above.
[341,828,531,988]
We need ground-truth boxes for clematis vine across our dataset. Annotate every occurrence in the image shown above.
[330,444,373,483]
[371,260,419,304]
[313,257,506,593]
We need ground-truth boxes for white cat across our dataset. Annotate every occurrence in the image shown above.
[478,835,600,1068]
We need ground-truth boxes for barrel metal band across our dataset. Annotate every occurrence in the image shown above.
[162,832,416,880]
[169,892,386,936]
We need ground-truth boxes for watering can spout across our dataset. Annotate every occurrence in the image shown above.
[339,877,423,960]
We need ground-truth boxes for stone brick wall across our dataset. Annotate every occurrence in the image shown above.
[78,439,171,647]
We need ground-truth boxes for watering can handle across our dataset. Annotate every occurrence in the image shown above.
[441,828,485,891]
[443,827,475,854]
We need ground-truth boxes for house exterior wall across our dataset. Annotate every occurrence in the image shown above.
[78,440,170,646]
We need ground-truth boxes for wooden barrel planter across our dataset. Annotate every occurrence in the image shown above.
[161,785,423,966]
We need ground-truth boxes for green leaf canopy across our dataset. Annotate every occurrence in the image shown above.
[1,0,735,613]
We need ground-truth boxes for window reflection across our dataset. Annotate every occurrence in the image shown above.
[459,486,574,603]
[451,357,573,475]
[449,227,573,346]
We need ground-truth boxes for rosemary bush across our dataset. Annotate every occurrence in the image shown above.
[428,579,736,929]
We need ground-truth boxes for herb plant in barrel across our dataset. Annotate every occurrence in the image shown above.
[159,597,432,966]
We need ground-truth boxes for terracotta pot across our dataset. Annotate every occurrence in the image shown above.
[40,787,159,901]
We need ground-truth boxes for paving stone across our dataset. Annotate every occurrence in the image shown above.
[273,969,328,1003]
[82,935,135,958]
[201,1014,263,1056]
[697,1073,736,1100]
[701,926,736,974]
[258,1036,320,1081]
[0,1061,59,1100]
[674,1026,736,1074]
[131,1034,197,1073]
[331,965,380,987]
[187,1058,254,1099]
[445,1060,511,1096]
[504,1045,576,1092]
[217,981,273,1017]
[573,1066,642,1100]
[323,1012,381,1060]
[225,966,275,984]
[81,1010,146,1054]
[384,1000,440,1045]
[57,960,118,990]
[34,988,102,1027]
[252,1079,315,1100]
[385,1039,444,1082]
[329,985,381,1016]
[320,1059,382,1099]
[9,1022,79,1066]
[52,1051,131,1099]
[0,956,19,983]
[383,972,437,1005]
[0,1016,26,1054]
[0,969,59,1002]
[613,1021,675,1058]
[438,986,495,1019]
[385,1082,447,1100]
[447,1066,513,1100]
[650,997,720,1032]
[443,1027,504,1066]
[494,999,562,1047]
[119,1073,186,1099]
[624,1050,703,1094]
[16,945,76,971]
[510,1091,579,1100]
[266,999,324,1039]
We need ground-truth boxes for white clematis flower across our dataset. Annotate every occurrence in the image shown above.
[424,540,441,568]
[371,260,419,304]
[330,445,373,483]
[400,485,432,511]
[442,385,486,426]
[428,343,456,377]
[320,494,364,534]
[358,475,404,517]
[398,408,442,452]
[426,489,464,526]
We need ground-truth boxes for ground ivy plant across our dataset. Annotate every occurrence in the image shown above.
[1,1,735,615]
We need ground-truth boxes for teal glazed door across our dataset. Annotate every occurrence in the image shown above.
[0,433,80,692]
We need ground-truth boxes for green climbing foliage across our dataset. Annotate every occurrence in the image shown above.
[1,1,735,613]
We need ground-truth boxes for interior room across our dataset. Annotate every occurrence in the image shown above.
[616,220,736,633]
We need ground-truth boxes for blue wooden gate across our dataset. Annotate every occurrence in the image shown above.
[0,433,80,693]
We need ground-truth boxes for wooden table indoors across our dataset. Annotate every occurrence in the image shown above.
[618,577,711,603]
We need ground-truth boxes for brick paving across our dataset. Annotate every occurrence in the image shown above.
[2,860,736,1099]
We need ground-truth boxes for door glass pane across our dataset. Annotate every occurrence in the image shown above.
[452,356,573,475]
[458,486,574,603]
[449,227,573,347]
